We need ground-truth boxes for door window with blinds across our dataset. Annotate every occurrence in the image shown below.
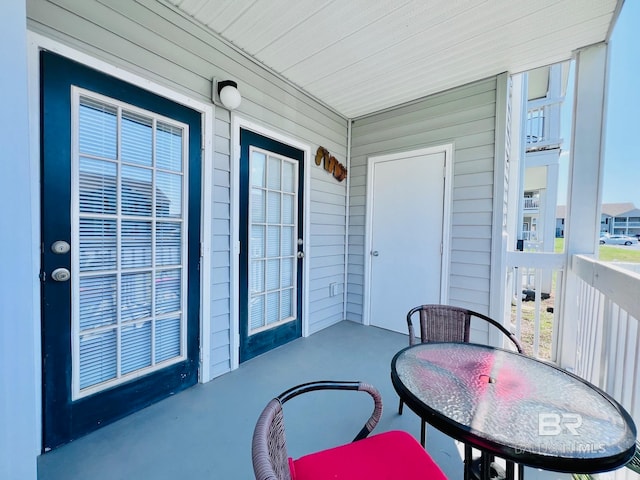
[71,88,188,399]
[249,148,298,334]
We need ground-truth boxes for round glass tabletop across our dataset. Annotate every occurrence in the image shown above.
[391,342,637,473]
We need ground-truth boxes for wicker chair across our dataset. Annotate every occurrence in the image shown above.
[400,304,524,447]
[251,380,447,480]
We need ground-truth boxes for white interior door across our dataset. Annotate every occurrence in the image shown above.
[368,149,447,333]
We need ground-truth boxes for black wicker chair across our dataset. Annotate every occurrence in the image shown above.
[399,305,524,480]
[251,380,446,480]
[399,304,524,444]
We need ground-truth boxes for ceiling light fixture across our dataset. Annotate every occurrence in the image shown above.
[213,78,242,110]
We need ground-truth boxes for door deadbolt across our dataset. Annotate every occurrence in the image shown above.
[51,268,71,282]
[371,250,379,256]
[51,240,71,254]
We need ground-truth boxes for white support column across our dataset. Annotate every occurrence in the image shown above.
[540,161,559,293]
[0,1,39,479]
[515,73,529,247]
[506,73,526,250]
[502,73,526,340]
[544,162,560,254]
[547,63,563,142]
[557,42,609,370]
[489,72,510,347]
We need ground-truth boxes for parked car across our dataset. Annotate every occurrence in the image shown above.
[599,234,638,245]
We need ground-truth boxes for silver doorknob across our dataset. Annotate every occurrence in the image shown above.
[371,251,379,256]
[51,240,71,254]
[297,251,304,259]
[51,268,71,282]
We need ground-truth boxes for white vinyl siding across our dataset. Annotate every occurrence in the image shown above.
[28,0,349,377]
[348,77,498,322]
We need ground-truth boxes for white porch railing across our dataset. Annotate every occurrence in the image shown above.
[565,255,639,479]
[524,196,540,209]
[506,253,638,478]
[525,98,563,150]
[612,221,640,228]
[505,252,565,361]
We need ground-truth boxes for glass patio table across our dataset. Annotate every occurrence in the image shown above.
[391,342,637,480]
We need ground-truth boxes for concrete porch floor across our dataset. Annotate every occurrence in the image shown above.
[37,320,570,479]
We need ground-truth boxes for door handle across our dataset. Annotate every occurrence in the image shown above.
[51,268,71,282]
[297,251,304,259]
[371,250,379,257]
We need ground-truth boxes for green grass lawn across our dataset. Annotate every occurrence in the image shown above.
[555,237,640,262]
[554,237,563,252]
[598,245,640,262]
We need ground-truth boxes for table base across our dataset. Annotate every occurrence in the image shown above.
[465,448,524,480]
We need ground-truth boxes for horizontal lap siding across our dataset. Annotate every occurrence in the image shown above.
[28,0,348,376]
[212,108,233,376]
[348,78,498,321]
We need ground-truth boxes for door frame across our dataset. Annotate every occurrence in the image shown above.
[28,33,215,447]
[363,144,453,325]
[231,116,311,369]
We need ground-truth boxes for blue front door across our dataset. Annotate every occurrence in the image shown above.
[239,129,304,362]
[40,52,201,450]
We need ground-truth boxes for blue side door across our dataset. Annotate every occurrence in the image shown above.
[239,129,304,362]
[40,51,201,450]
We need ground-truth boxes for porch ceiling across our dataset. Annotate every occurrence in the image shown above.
[165,0,620,118]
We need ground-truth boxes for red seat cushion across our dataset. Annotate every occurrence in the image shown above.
[290,430,447,479]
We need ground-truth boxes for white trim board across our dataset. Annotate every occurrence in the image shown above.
[363,144,453,326]
[230,115,312,370]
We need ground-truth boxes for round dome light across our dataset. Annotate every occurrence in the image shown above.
[218,80,242,110]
